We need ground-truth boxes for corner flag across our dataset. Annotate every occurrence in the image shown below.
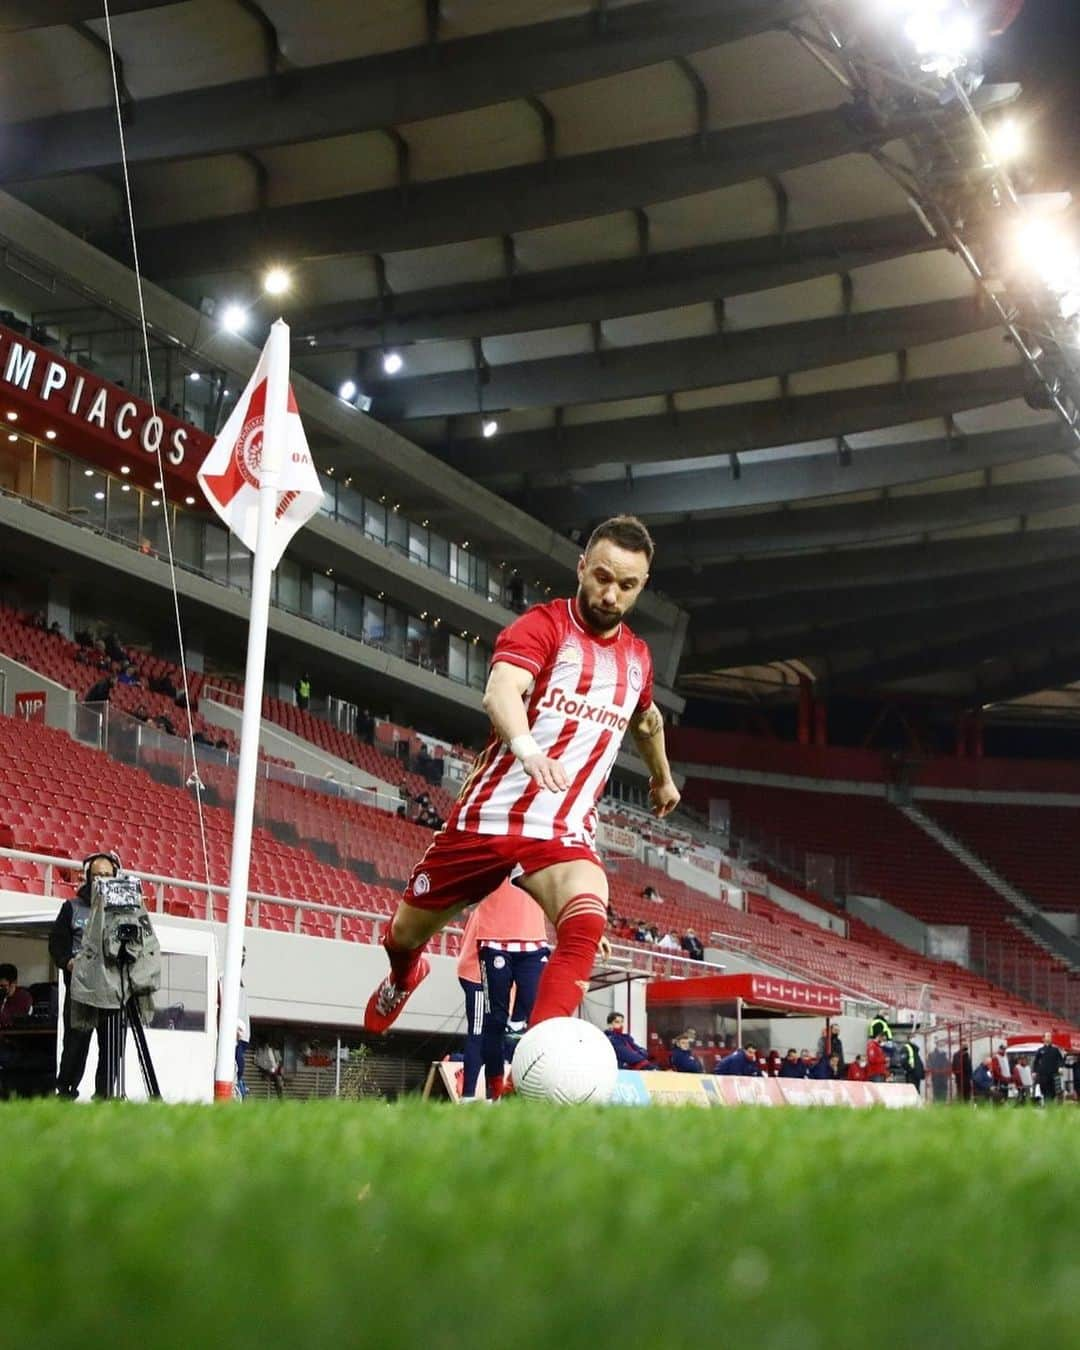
[197,330,324,567]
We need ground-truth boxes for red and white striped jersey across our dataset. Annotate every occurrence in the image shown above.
[448,598,654,846]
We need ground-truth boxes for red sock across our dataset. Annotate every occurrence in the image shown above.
[528,894,607,1025]
[383,931,426,984]
[487,1073,504,1100]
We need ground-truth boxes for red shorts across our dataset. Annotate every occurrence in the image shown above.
[403,829,602,912]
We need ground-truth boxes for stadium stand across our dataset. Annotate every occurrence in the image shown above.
[919,801,1080,919]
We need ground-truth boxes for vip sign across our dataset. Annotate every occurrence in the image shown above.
[14,691,46,722]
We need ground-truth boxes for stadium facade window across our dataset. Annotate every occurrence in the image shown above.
[363,497,386,544]
[362,596,385,643]
[428,533,449,577]
[276,556,302,612]
[228,541,252,593]
[1,426,494,684]
[408,521,429,567]
[311,573,335,627]
[447,634,467,683]
[386,507,407,556]
[335,584,363,638]
[173,511,203,569]
[204,521,229,585]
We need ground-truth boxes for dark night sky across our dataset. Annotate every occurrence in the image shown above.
[984,0,1080,195]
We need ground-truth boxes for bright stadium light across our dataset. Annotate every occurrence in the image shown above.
[221,304,248,335]
[900,0,978,77]
[988,118,1024,164]
[338,379,357,401]
[482,418,499,438]
[382,350,403,375]
[262,267,291,296]
[1016,218,1079,293]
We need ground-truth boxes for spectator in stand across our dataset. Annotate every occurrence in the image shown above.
[86,674,114,703]
[295,672,312,711]
[928,1043,950,1103]
[92,639,111,671]
[817,1024,845,1073]
[1033,1032,1064,1106]
[764,1048,782,1078]
[605,1011,653,1070]
[632,920,649,942]
[0,963,32,1026]
[972,1056,995,1105]
[991,1045,1012,1104]
[48,620,63,638]
[642,885,663,904]
[132,703,150,723]
[866,1033,890,1083]
[358,708,375,744]
[153,713,175,736]
[680,928,704,961]
[118,662,140,687]
[715,1044,762,1077]
[656,930,680,951]
[952,1043,973,1102]
[800,1048,817,1076]
[75,646,93,667]
[811,1053,841,1081]
[846,1055,867,1082]
[903,1040,925,1096]
[1013,1055,1032,1104]
[25,610,46,630]
[778,1048,805,1079]
[104,632,128,665]
[75,627,93,648]
[149,672,177,699]
[670,1031,702,1074]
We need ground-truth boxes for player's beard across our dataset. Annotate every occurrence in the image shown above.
[577,589,621,632]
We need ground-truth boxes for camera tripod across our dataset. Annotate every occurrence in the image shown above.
[98,959,161,1101]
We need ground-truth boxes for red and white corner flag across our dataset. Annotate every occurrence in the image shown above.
[197,329,324,567]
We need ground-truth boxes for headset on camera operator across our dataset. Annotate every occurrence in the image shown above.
[50,852,121,1099]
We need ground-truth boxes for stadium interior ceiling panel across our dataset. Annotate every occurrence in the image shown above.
[4,0,1079,704]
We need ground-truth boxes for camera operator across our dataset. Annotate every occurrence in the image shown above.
[49,852,119,1099]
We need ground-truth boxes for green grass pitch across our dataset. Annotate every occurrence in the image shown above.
[3,1099,1076,1350]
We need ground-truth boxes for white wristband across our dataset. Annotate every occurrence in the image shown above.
[510,733,541,762]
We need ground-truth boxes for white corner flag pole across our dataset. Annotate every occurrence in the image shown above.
[213,318,290,1100]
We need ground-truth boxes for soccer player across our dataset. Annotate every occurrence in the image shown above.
[363,514,680,1035]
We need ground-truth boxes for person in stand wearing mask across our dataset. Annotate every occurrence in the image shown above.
[50,852,120,1099]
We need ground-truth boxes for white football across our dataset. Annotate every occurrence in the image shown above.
[511,1017,619,1104]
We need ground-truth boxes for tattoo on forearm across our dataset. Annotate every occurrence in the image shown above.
[633,709,664,741]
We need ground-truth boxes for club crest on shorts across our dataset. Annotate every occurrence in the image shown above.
[412,872,431,896]
[628,660,643,692]
[493,955,506,969]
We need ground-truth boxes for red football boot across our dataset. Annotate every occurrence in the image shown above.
[363,957,430,1034]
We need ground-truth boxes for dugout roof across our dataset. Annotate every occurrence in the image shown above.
[2,2,1078,705]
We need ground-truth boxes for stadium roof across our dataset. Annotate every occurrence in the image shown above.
[3,0,1079,708]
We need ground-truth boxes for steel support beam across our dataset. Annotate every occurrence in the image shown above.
[289,213,935,350]
[827,600,1080,693]
[2,1,807,179]
[0,0,177,28]
[102,105,927,277]
[375,297,990,420]
[650,439,1075,569]
[683,564,1080,671]
[681,527,1080,607]
[449,366,1027,481]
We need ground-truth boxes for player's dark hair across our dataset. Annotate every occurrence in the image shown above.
[0,962,17,983]
[606,1011,623,1025]
[584,515,654,565]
